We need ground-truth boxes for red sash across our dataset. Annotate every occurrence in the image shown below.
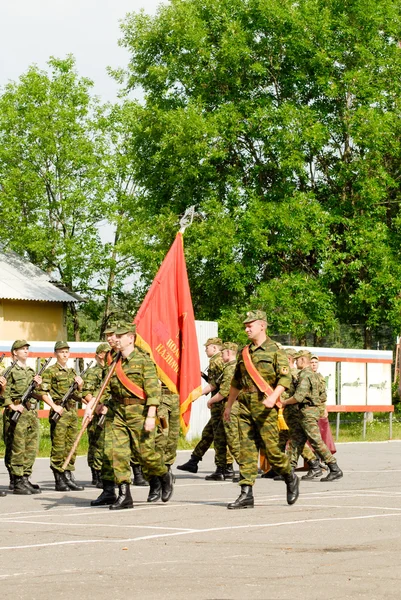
[115,358,147,401]
[242,345,274,396]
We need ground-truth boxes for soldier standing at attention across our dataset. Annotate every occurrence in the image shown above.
[82,342,111,487]
[282,350,343,482]
[37,341,85,492]
[310,354,328,418]
[3,340,42,495]
[92,322,173,510]
[177,338,228,475]
[224,311,300,509]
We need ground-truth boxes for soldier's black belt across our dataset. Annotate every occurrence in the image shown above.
[119,397,146,406]
[242,385,259,393]
[162,389,175,396]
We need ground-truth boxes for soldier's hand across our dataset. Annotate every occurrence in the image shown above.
[144,416,156,432]
[0,376,6,388]
[84,406,93,422]
[323,408,328,418]
[53,405,63,415]
[223,407,231,422]
[33,375,42,386]
[262,395,277,409]
[75,376,83,388]
[207,399,213,409]
[11,404,24,413]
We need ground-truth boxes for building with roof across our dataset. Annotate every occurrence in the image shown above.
[0,248,83,340]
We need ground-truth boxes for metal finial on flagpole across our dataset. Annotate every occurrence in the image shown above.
[179,205,196,233]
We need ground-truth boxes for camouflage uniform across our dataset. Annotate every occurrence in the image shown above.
[82,363,106,472]
[287,367,337,467]
[316,372,327,418]
[3,364,39,478]
[101,348,167,485]
[37,363,82,472]
[101,349,118,481]
[217,359,240,463]
[232,337,292,486]
[154,384,180,467]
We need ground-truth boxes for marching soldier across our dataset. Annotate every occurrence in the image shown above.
[224,311,300,509]
[3,340,42,495]
[36,341,85,492]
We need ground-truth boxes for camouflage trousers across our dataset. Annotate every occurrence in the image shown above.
[193,406,234,466]
[3,407,39,477]
[288,405,336,468]
[87,413,105,471]
[154,393,180,466]
[101,404,116,481]
[49,406,78,472]
[238,394,291,486]
[112,403,167,485]
[279,405,316,463]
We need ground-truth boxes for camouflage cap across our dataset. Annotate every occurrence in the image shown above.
[114,322,136,335]
[11,340,30,352]
[104,322,119,335]
[96,342,111,354]
[222,342,238,352]
[310,354,320,361]
[295,349,312,360]
[285,347,298,357]
[243,310,268,324]
[204,337,222,347]
[54,341,70,351]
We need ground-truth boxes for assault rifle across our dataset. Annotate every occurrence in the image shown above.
[1,359,18,381]
[0,353,5,365]
[51,360,93,423]
[11,358,52,424]
[201,367,209,383]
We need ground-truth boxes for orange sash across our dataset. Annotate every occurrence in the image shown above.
[242,345,274,396]
[115,358,147,401]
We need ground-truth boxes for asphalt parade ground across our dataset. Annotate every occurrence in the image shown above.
[0,443,401,600]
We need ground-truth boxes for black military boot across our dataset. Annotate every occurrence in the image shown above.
[90,467,97,485]
[52,468,70,492]
[147,476,162,502]
[205,466,225,481]
[320,462,343,482]
[95,470,103,489]
[284,471,300,505]
[8,470,14,490]
[132,464,149,487]
[227,485,254,509]
[23,476,41,494]
[91,480,116,506]
[64,470,85,491]
[13,475,32,495]
[160,470,174,502]
[0,490,5,497]
[301,459,323,481]
[224,464,235,480]
[261,469,278,479]
[109,483,134,510]
[176,454,200,473]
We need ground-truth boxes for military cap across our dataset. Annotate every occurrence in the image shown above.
[54,341,70,351]
[285,347,298,357]
[96,342,111,354]
[204,337,222,347]
[295,349,312,360]
[11,340,30,352]
[243,310,268,324]
[114,322,136,335]
[310,354,319,361]
[222,342,238,352]
[104,323,118,334]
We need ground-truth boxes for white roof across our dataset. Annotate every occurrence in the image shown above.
[0,249,83,303]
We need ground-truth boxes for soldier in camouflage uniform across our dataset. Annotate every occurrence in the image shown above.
[224,311,300,509]
[177,337,229,475]
[82,342,111,488]
[283,350,343,482]
[37,341,85,492]
[311,354,328,418]
[91,322,173,510]
[3,340,42,495]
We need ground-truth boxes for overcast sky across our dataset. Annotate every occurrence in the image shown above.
[0,0,165,101]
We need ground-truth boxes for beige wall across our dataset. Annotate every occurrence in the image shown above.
[0,300,67,341]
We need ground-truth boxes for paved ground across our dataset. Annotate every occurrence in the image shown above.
[0,443,401,600]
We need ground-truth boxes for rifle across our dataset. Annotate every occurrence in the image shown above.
[201,367,209,383]
[51,360,93,423]
[1,359,18,380]
[0,353,5,365]
[11,358,52,424]
[62,352,120,470]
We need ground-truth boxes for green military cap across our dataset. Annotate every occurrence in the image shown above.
[285,348,298,357]
[115,322,136,335]
[222,342,238,352]
[11,340,30,352]
[295,349,312,360]
[204,337,222,346]
[96,342,111,354]
[54,341,70,351]
[243,310,268,324]
[310,354,319,361]
[104,322,118,334]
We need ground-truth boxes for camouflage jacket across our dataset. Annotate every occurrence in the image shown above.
[3,363,37,407]
[208,352,225,388]
[316,372,327,405]
[231,337,291,392]
[282,367,300,400]
[101,348,161,407]
[36,362,82,404]
[218,360,237,399]
[293,366,320,406]
[82,363,105,399]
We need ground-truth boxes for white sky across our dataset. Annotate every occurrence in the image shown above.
[0,0,164,101]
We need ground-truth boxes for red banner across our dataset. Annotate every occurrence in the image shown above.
[134,232,201,433]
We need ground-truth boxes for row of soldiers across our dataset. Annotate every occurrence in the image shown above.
[0,309,342,509]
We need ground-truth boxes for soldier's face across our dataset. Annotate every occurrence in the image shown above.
[115,332,134,351]
[244,319,264,339]
[14,345,29,362]
[56,349,69,365]
[222,349,230,363]
[310,359,319,372]
[106,333,117,348]
[205,344,217,357]
[296,357,306,369]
